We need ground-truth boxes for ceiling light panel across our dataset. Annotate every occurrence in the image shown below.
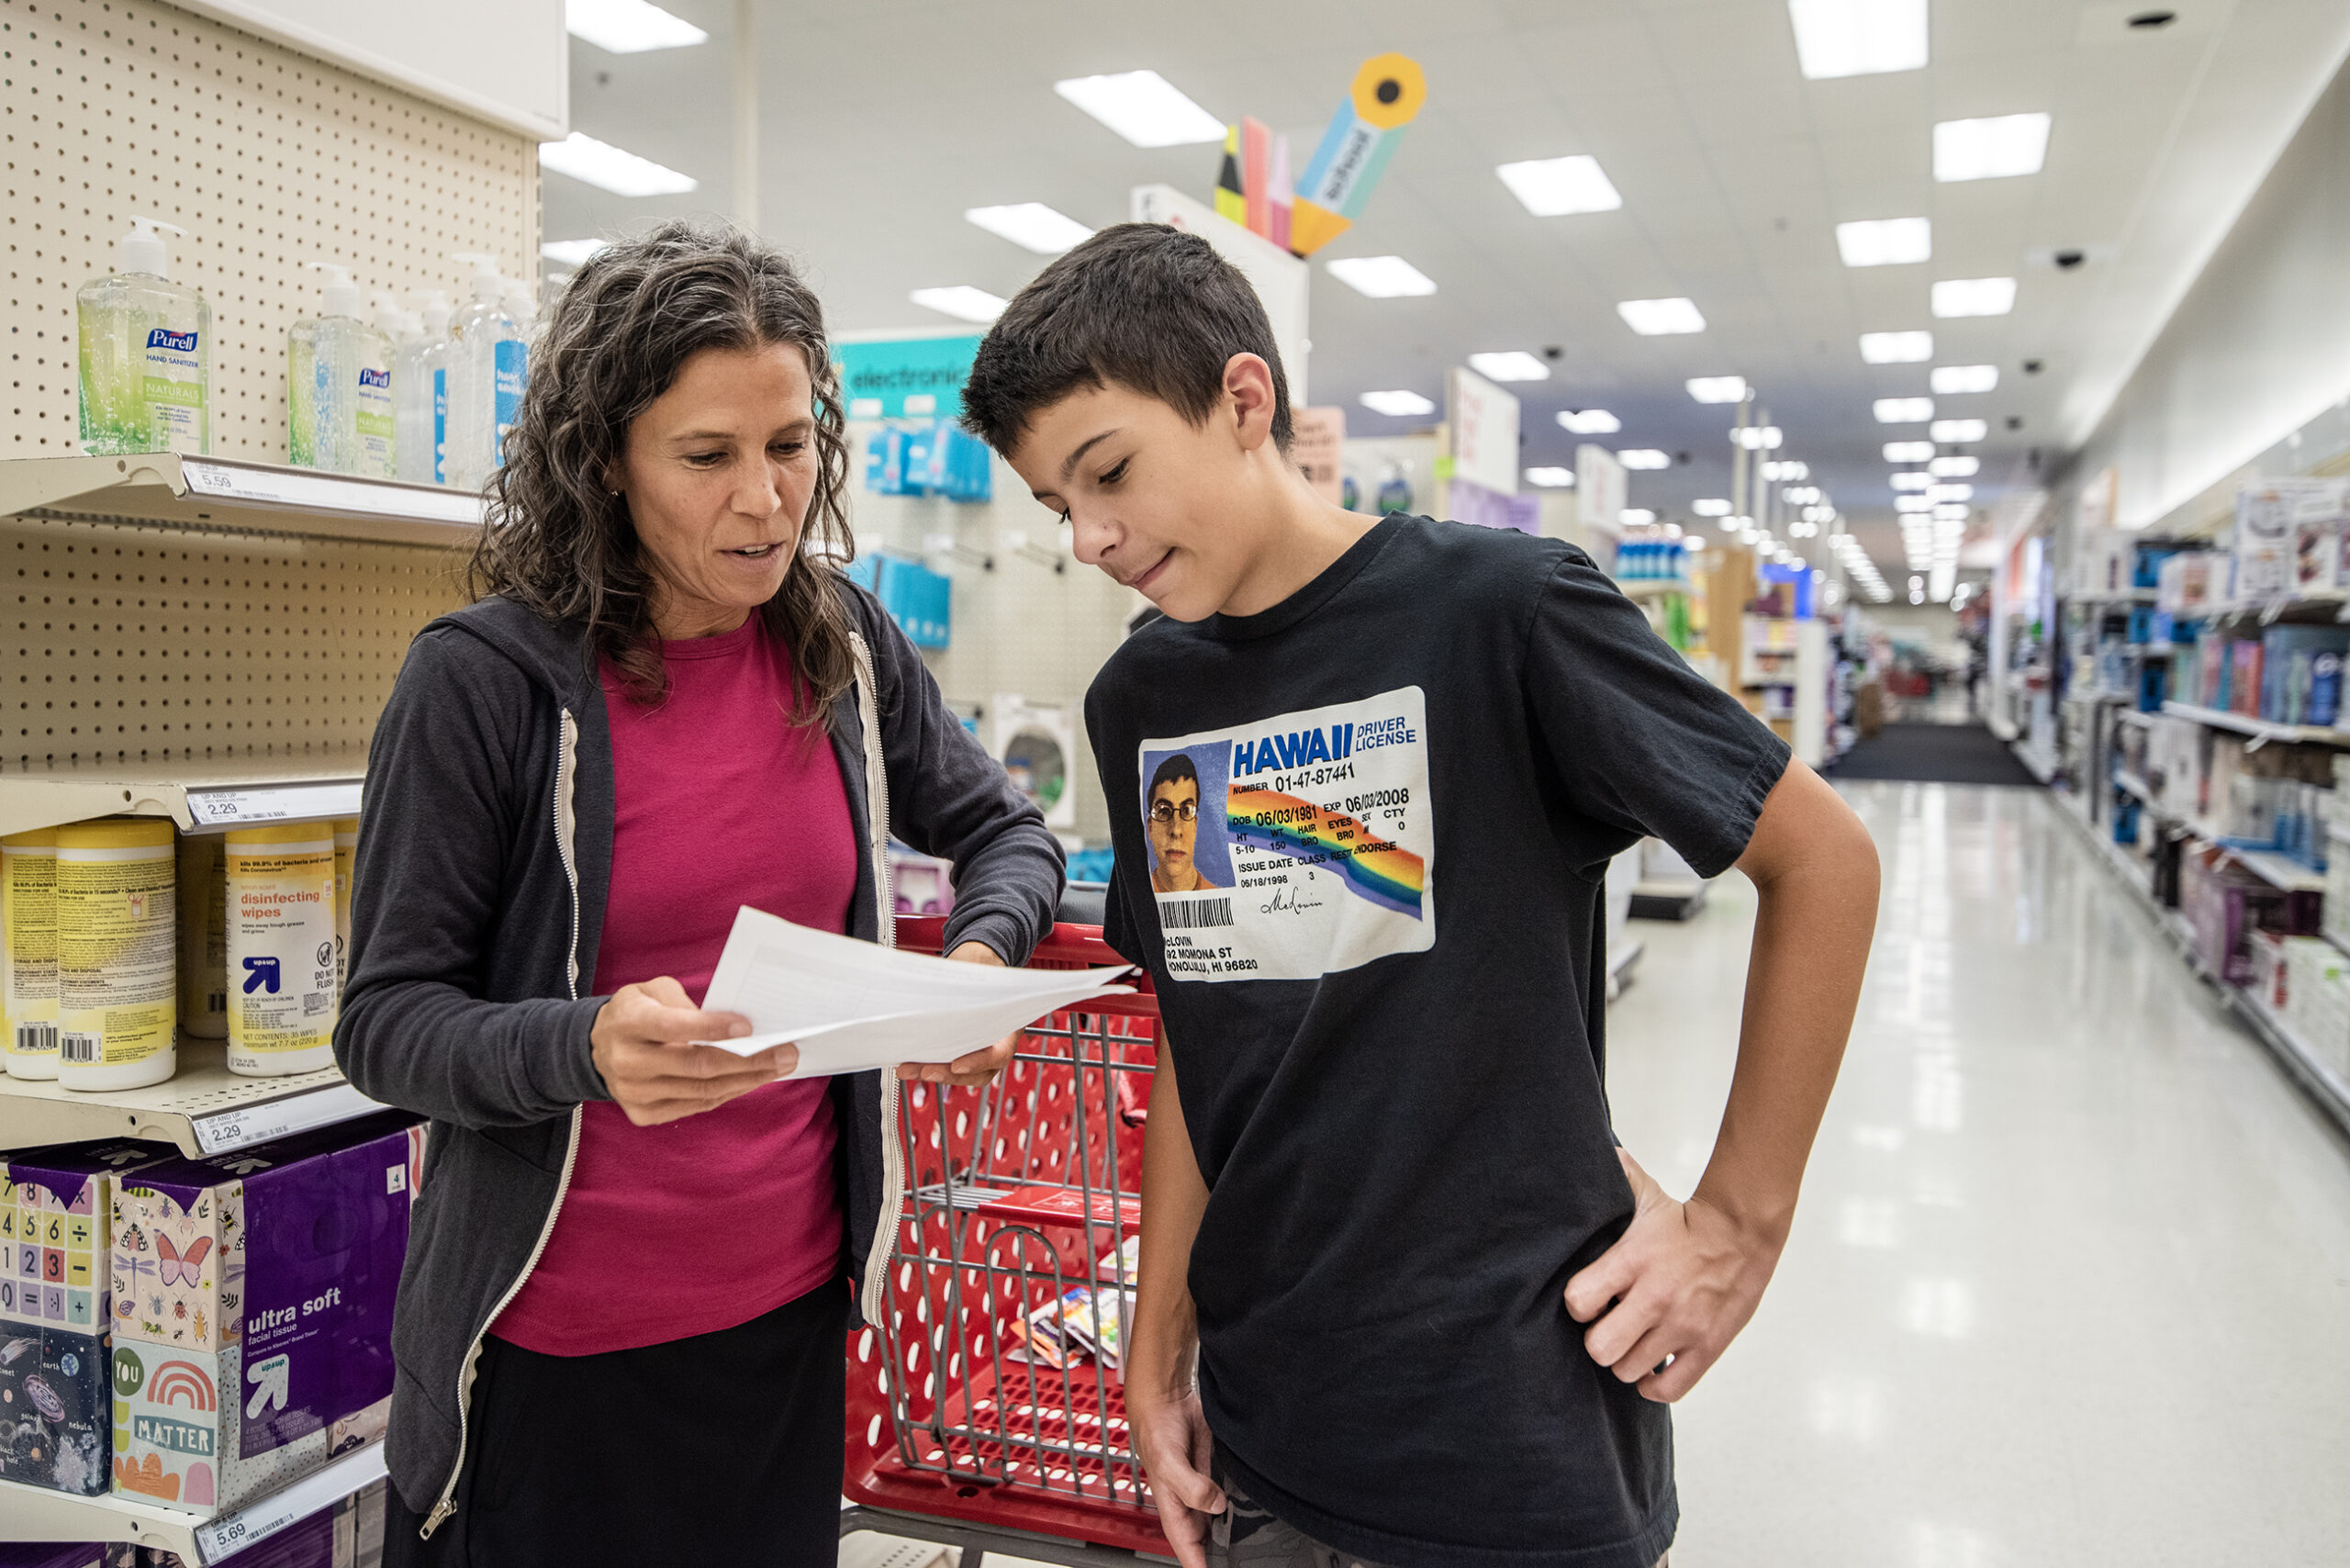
[539,132,697,196]
[1930,454,1981,476]
[1931,419,1989,442]
[965,203,1094,254]
[1893,472,1932,490]
[1619,297,1707,335]
[1875,398,1935,423]
[1620,509,1658,526]
[1930,364,1999,395]
[1896,494,1932,512]
[1837,218,1931,268]
[1932,277,2019,317]
[1617,449,1672,470]
[1524,466,1576,487]
[1934,113,2053,182]
[909,286,1009,323]
[565,0,707,52]
[1861,330,1934,364]
[1788,0,1929,78]
[1928,484,1975,502]
[542,239,610,266]
[1328,255,1438,297]
[1053,70,1225,147]
[1468,351,1551,382]
[1558,409,1622,433]
[1694,498,1732,516]
[1687,375,1748,403]
[1934,503,1971,521]
[1360,389,1437,418]
[1496,155,1623,217]
[1885,441,1936,463]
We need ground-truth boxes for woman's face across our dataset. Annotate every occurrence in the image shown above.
[613,342,820,638]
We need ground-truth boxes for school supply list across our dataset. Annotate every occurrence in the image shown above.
[1140,686,1436,983]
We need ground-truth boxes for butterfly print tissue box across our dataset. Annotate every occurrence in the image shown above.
[3,1143,172,1334]
[110,1163,245,1353]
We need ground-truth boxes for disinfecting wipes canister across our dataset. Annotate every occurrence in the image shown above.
[2,828,61,1081]
[225,822,337,1076]
[332,817,358,1001]
[55,818,177,1092]
[175,831,229,1039]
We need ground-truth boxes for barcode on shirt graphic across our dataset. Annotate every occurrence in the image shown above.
[1160,897,1233,930]
[62,1032,100,1064]
[13,1023,56,1056]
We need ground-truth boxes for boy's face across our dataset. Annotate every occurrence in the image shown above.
[1147,777,1201,878]
[1005,368,1270,622]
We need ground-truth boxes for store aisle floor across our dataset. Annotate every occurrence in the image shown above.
[1608,781,2350,1566]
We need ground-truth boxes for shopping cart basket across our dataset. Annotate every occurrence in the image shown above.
[841,917,1172,1567]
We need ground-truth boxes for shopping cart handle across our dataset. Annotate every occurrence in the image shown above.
[893,914,1157,1002]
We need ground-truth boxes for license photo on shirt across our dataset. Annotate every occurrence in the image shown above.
[1137,686,1436,983]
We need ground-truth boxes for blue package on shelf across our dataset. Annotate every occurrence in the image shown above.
[849,554,951,648]
[2137,660,2166,712]
[2131,540,2199,589]
[1065,846,1115,884]
[863,421,992,501]
[2127,605,2154,645]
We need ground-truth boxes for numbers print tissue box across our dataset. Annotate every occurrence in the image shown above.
[109,1114,415,1512]
[4,1141,172,1332]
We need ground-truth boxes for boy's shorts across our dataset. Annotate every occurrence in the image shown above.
[1204,1462,1670,1568]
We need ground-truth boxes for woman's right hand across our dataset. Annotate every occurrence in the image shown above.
[589,977,798,1126]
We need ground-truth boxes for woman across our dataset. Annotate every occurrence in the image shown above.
[336,222,1063,1564]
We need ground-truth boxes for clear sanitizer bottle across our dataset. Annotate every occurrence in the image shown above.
[446,253,524,492]
[303,262,391,476]
[397,290,454,486]
[77,216,210,455]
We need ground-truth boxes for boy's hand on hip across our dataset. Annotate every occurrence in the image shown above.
[1125,1383,1223,1568]
[1563,1148,1781,1404]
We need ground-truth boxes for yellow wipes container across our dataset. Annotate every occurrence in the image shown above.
[225,822,338,1076]
[332,817,359,1001]
[175,831,229,1039]
[55,818,178,1091]
[2,828,61,1080]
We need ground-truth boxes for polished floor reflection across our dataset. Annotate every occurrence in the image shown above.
[1609,780,2350,1566]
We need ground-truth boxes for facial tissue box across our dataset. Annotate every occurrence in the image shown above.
[0,1320,112,1496]
[4,1142,172,1332]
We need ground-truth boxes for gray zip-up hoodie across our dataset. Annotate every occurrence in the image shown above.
[333,588,1063,1540]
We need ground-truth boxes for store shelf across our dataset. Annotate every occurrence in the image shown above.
[0,1437,384,1562]
[2116,709,2154,728]
[0,453,483,547]
[1618,577,1693,598]
[2053,788,2350,1139]
[0,770,364,840]
[2158,701,2350,748]
[2011,740,2057,784]
[2113,770,2155,803]
[2213,845,2327,894]
[2073,588,2161,603]
[1630,877,1708,921]
[1604,938,1643,1004]
[0,1038,385,1156]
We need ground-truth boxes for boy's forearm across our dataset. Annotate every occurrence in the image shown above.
[1698,768,1879,1246]
[1131,1042,1209,1398]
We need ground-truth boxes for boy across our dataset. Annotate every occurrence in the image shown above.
[961,226,1878,1568]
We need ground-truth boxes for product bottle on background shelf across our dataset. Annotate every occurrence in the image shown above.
[224,823,338,1076]
[55,818,176,1092]
[396,290,454,486]
[332,817,359,1001]
[372,294,419,481]
[2,828,61,1080]
[75,216,209,456]
[444,253,525,492]
[287,312,319,468]
[174,831,229,1040]
[300,262,390,476]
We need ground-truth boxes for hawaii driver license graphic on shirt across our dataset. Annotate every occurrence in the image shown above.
[1136,687,1435,982]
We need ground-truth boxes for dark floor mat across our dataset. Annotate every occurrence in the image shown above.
[1825,722,2041,786]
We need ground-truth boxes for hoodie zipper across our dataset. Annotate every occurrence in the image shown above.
[421,707,587,1540]
[850,634,908,1330]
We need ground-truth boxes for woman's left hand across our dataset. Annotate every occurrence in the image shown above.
[895,942,1019,1089]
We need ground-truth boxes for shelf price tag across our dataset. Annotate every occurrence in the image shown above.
[180,459,485,526]
[185,781,364,830]
[193,1082,384,1153]
[194,1444,388,1563]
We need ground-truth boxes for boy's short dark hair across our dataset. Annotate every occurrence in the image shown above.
[1149,753,1201,797]
[962,224,1292,457]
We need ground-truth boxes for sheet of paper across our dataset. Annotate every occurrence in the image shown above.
[697,906,1134,1076]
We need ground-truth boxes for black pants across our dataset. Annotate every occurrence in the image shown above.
[386,1280,848,1567]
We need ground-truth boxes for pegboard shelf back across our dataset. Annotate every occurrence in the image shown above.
[0,454,486,547]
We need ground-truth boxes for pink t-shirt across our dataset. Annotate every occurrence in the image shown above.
[493,615,857,1356]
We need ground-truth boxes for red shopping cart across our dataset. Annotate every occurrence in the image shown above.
[841,917,1173,1567]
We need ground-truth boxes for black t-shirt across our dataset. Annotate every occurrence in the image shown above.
[1086,516,1790,1568]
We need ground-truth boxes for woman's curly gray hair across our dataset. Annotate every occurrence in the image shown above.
[470,220,858,718]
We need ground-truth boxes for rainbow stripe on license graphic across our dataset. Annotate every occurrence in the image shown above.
[1226,787,1425,919]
